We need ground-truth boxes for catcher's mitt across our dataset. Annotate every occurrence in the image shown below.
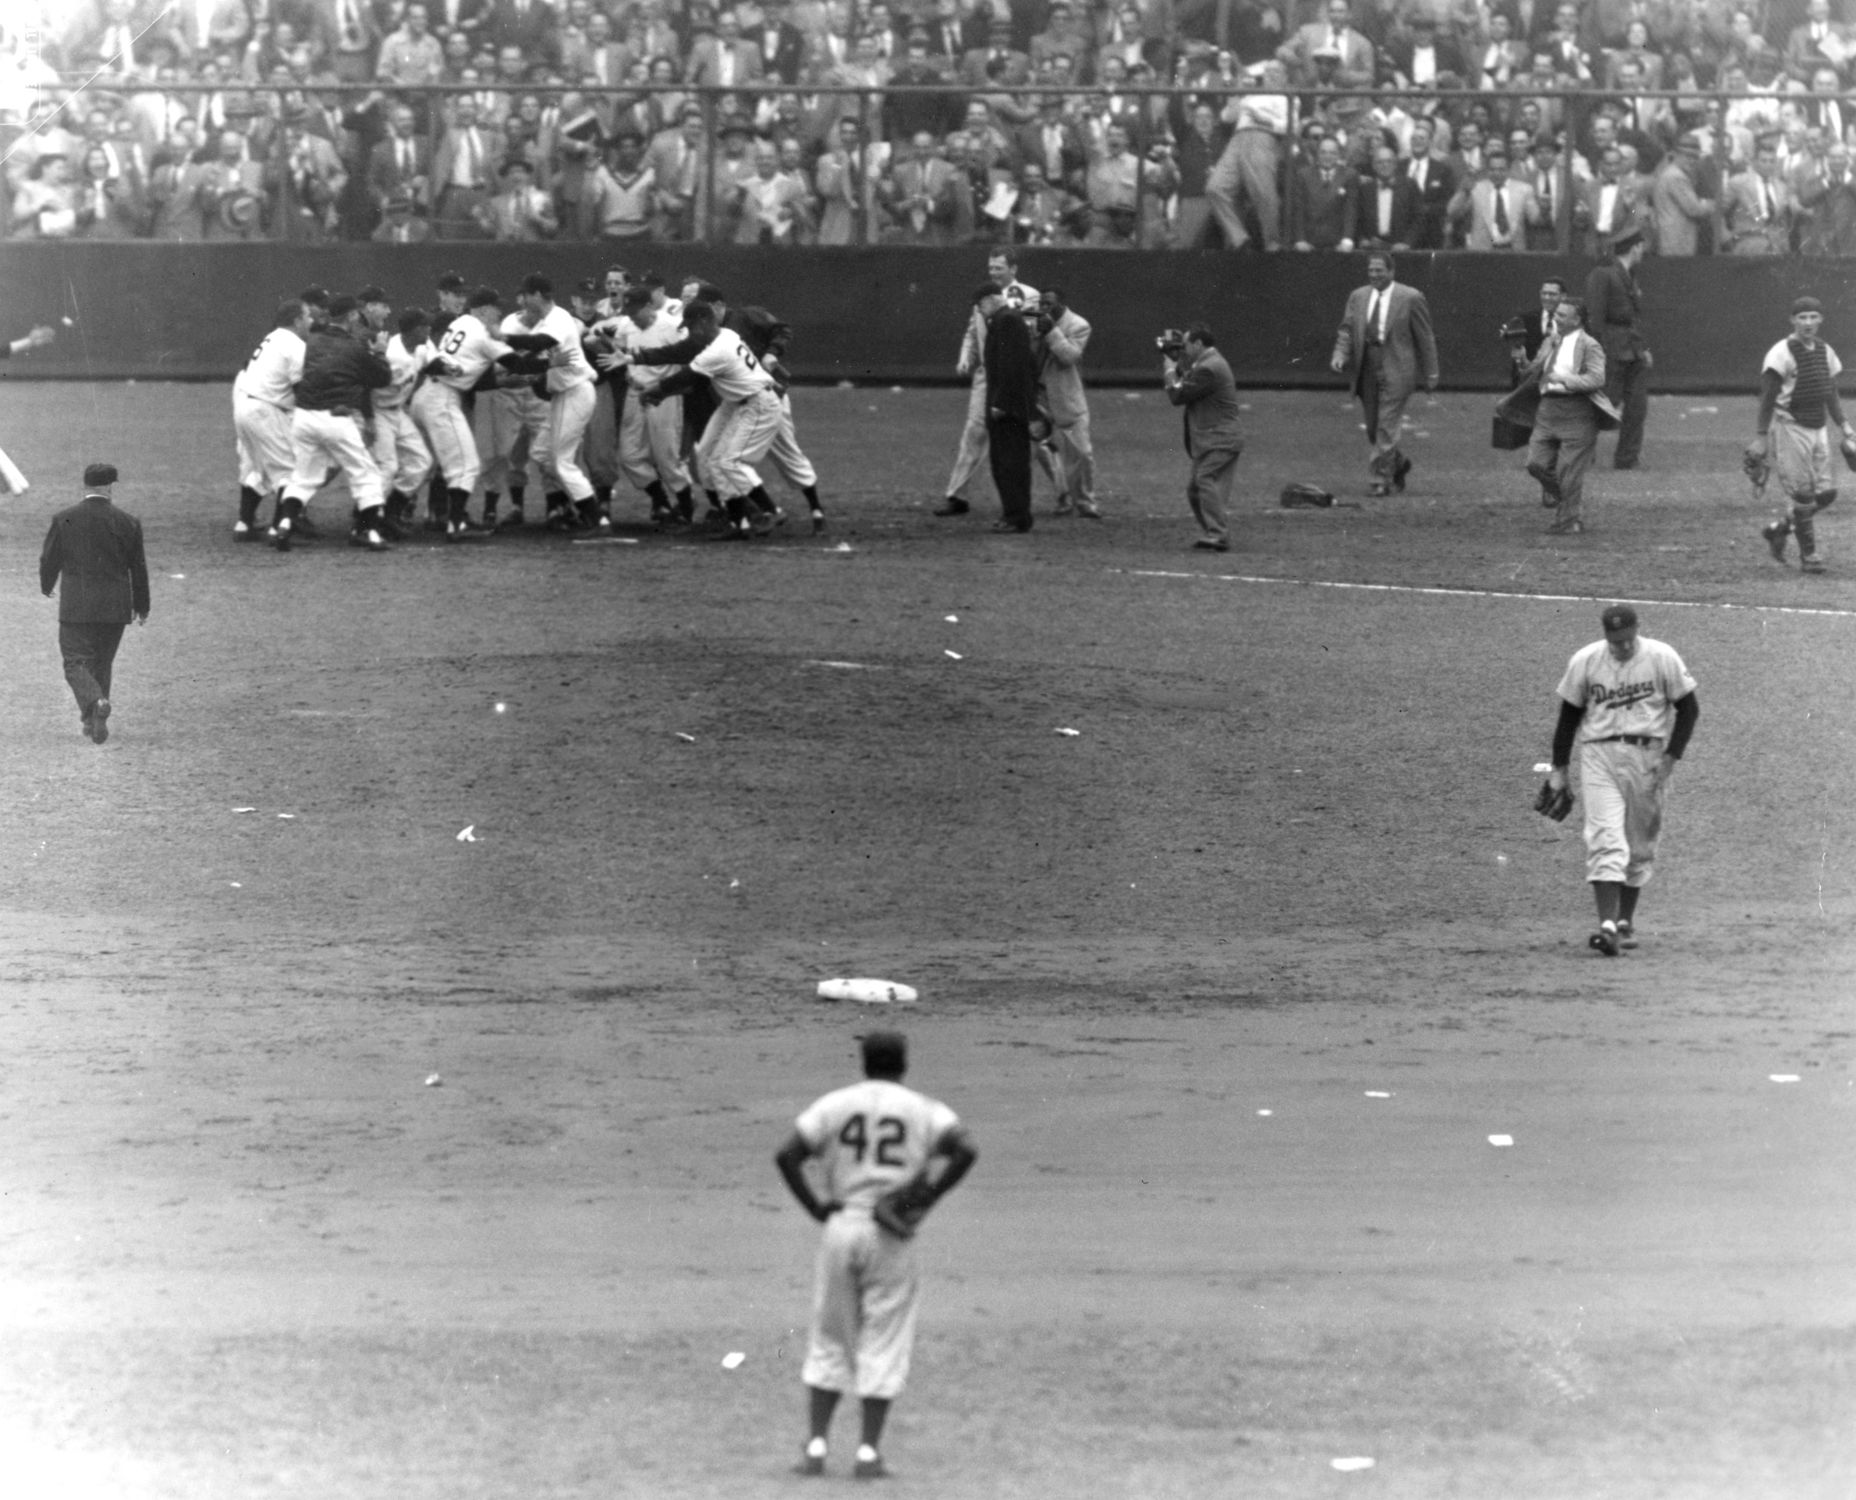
[1743,440,1772,495]
[1841,434,1856,473]
[872,1175,937,1240]
[1533,778,1575,823]
[1280,482,1336,509]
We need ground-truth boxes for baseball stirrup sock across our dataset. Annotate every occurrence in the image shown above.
[447,487,471,523]
[1794,514,1817,555]
[238,485,261,525]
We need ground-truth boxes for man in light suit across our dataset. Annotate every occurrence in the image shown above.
[1164,324,1245,552]
[1448,147,1541,250]
[1277,0,1376,87]
[1329,249,1440,496]
[1033,289,1098,518]
[1784,0,1853,85]
[1497,297,1622,534]
[1724,138,1797,255]
[686,10,765,85]
[1650,133,1715,257]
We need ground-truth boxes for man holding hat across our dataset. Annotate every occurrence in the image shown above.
[1544,605,1700,957]
[1752,296,1856,573]
[40,463,150,745]
[1583,224,1651,469]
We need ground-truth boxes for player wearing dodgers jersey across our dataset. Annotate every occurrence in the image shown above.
[775,1031,977,1482]
[1545,603,1700,957]
[232,299,312,540]
[1753,296,1854,574]
[936,250,1038,519]
[370,308,438,537]
[410,285,512,535]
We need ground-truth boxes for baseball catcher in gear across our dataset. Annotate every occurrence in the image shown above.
[1534,776,1575,822]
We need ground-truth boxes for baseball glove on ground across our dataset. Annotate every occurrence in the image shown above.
[1743,441,1772,492]
[1533,778,1575,823]
[1280,482,1336,509]
[872,1175,937,1240]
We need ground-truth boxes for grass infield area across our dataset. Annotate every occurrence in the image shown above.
[1,382,1853,1500]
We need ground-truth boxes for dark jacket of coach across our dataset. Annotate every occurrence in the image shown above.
[41,462,150,744]
[980,282,1039,534]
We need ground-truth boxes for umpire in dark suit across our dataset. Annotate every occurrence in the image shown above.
[1164,325,1245,552]
[40,463,150,744]
[979,283,1039,534]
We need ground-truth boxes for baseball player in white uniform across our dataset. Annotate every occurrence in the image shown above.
[410,284,513,538]
[1752,296,1854,574]
[476,297,548,533]
[0,322,56,494]
[1546,604,1700,956]
[506,273,600,530]
[774,1031,977,1481]
[647,302,783,538]
[603,288,694,522]
[274,294,393,553]
[233,299,312,539]
[370,307,438,536]
[936,250,1038,518]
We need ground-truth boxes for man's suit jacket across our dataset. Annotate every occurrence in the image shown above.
[1331,280,1440,401]
[755,19,809,82]
[983,307,1039,427]
[1167,347,1244,455]
[1276,22,1376,86]
[1293,162,1353,248]
[1038,308,1091,425]
[959,44,1034,86]
[1583,257,1646,366]
[1651,159,1712,256]
[685,36,764,85]
[368,135,432,205]
[1578,174,1650,254]
[1784,20,1853,83]
[481,0,555,55]
[40,494,150,624]
[1383,36,1470,86]
[1346,174,1421,246]
[1453,177,1540,250]
[1016,119,1089,186]
[1798,167,1856,255]
[1403,154,1456,248]
[430,125,504,195]
[1497,327,1622,432]
[1724,168,1795,253]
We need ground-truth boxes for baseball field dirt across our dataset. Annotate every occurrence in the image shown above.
[0,382,1851,1499]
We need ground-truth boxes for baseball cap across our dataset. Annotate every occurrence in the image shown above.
[1793,295,1824,314]
[862,1031,907,1075]
[357,284,388,305]
[1601,604,1639,631]
[1611,227,1645,254]
[83,462,118,487]
[575,277,600,297]
[436,270,467,292]
[326,293,358,320]
[467,285,501,309]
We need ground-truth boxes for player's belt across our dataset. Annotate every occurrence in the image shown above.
[1592,734,1659,747]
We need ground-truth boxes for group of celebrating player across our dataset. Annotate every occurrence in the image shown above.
[229,264,826,554]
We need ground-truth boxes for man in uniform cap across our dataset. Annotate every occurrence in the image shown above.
[39,463,150,744]
[1543,604,1699,956]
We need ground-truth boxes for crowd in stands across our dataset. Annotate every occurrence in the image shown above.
[4,0,1856,252]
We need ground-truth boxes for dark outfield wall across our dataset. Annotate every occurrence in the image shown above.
[1,243,1851,390]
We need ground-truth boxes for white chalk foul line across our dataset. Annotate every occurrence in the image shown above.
[1120,570,1856,620]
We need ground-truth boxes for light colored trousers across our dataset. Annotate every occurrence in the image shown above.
[1580,738,1667,886]
[284,407,382,509]
[619,387,692,492]
[801,1210,920,1401]
[1206,128,1281,250]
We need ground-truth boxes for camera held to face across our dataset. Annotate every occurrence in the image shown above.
[1157,328,1188,358]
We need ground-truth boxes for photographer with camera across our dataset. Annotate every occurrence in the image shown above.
[1162,325,1245,553]
[1034,290,1099,520]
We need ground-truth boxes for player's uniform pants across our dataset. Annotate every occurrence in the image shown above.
[369,404,433,495]
[0,443,28,495]
[801,1210,920,1401]
[1528,394,1598,527]
[283,407,384,509]
[703,389,783,500]
[1771,410,1834,501]
[1187,442,1242,544]
[234,392,296,494]
[1578,737,1668,887]
[1048,414,1095,508]
[1205,127,1281,250]
[1359,348,1412,480]
[583,380,622,490]
[58,620,127,719]
[767,395,818,490]
[475,387,542,492]
[619,388,692,492]
[410,382,482,493]
[536,381,598,502]
[1604,353,1648,468]
[946,372,990,501]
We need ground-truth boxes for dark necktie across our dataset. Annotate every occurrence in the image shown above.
[1494,187,1510,236]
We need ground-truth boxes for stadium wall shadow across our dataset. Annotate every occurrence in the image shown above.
[2,244,1850,390]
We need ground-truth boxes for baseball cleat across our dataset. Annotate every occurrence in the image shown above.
[1801,554,1828,573]
[795,1440,827,1477]
[1368,480,1391,497]
[353,527,391,551]
[1075,502,1103,518]
[1392,453,1413,493]
[1589,922,1621,957]
[1616,920,1638,949]
[810,510,826,533]
[1762,520,1791,561]
[1546,517,1585,535]
[852,1452,890,1480]
[90,698,110,745]
[271,522,292,552]
[932,498,970,516]
[232,520,259,541]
